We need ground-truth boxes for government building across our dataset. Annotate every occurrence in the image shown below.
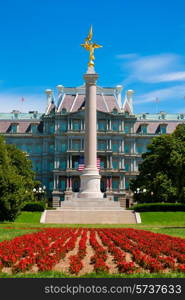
[0,84,183,207]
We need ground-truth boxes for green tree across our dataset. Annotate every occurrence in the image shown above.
[6,144,38,202]
[130,124,185,203]
[0,136,39,221]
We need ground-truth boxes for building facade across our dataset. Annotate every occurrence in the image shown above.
[0,84,184,207]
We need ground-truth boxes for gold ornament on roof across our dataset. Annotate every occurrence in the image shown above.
[81,25,102,68]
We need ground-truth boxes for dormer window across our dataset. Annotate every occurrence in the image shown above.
[156,124,167,134]
[31,124,38,134]
[180,114,184,120]
[62,108,67,114]
[159,124,167,134]
[138,124,148,134]
[112,108,118,114]
[11,123,18,133]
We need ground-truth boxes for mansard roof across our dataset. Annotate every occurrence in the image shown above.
[57,92,121,114]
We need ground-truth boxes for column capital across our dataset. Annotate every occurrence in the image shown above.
[83,72,99,84]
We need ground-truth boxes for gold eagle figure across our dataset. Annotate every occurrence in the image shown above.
[81,25,102,68]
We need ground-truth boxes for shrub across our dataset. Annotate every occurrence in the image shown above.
[21,201,45,212]
[130,202,185,212]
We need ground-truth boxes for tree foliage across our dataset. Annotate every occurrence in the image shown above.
[0,136,39,221]
[130,124,185,203]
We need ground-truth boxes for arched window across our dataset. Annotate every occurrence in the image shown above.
[61,108,67,114]
[112,108,118,114]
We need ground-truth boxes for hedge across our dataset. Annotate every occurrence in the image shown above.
[21,201,45,212]
[130,203,185,212]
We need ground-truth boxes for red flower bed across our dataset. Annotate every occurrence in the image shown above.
[68,229,88,274]
[0,228,184,275]
[89,229,109,273]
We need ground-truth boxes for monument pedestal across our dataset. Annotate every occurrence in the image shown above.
[78,168,103,198]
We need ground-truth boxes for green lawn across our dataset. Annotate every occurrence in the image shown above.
[1,271,185,278]
[0,211,185,240]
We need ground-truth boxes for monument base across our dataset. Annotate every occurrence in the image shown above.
[78,168,103,199]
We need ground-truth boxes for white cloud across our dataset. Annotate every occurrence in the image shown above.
[118,53,185,84]
[134,85,185,104]
[152,72,185,83]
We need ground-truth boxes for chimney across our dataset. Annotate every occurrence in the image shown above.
[45,89,53,105]
[116,85,123,108]
[126,89,134,114]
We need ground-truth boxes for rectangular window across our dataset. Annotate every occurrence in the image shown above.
[60,161,67,170]
[72,139,81,151]
[124,144,130,154]
[60,179,66,191]
[74,161,79,169]
[124,124,130,133]
[73,120,80,131]
[125,163,130,171]
[112,178,119,190]
[35,161,41,172]
[35,145,42,153]
[49,144,54,152]
[61,143,67,152]
[49,124,55,134]
[49,162,54,170]
[160,125,166,134]
[112,141,119,152]
[26,145,32,153]
[11,124,18,133]
[100,160,105,169]
[136,144,143,154]
[49,181,53,191]
[60,121,67,132]
[112,120,119,131]
[98,140,106,151]
[98,120,106,131]
[31,124,37,134]
[125,181,129,190]
[112,159,119,169]
[140,125,147,134]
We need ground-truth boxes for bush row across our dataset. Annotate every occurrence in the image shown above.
[21,201,45,212]
[130,203,185,212]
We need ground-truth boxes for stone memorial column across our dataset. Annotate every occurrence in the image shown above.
[78,70,103,198]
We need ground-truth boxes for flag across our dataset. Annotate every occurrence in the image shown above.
[78,156,85,171]
[21,97,25,103]
[77,157,101,171]
[97,158,100,170]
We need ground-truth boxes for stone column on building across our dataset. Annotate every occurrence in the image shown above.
[78,70,103,198]
[110,155,113,168]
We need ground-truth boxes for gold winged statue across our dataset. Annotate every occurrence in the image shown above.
[81,25,102,68]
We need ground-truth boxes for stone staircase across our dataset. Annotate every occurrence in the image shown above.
[41,198,140,224]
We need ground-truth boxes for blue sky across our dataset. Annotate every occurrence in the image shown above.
[0,0,185,114]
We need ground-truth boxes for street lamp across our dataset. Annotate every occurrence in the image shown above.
[33,186,46,201]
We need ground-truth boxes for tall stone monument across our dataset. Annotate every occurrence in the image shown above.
[78,71,103,198]
[78,25,103,199]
